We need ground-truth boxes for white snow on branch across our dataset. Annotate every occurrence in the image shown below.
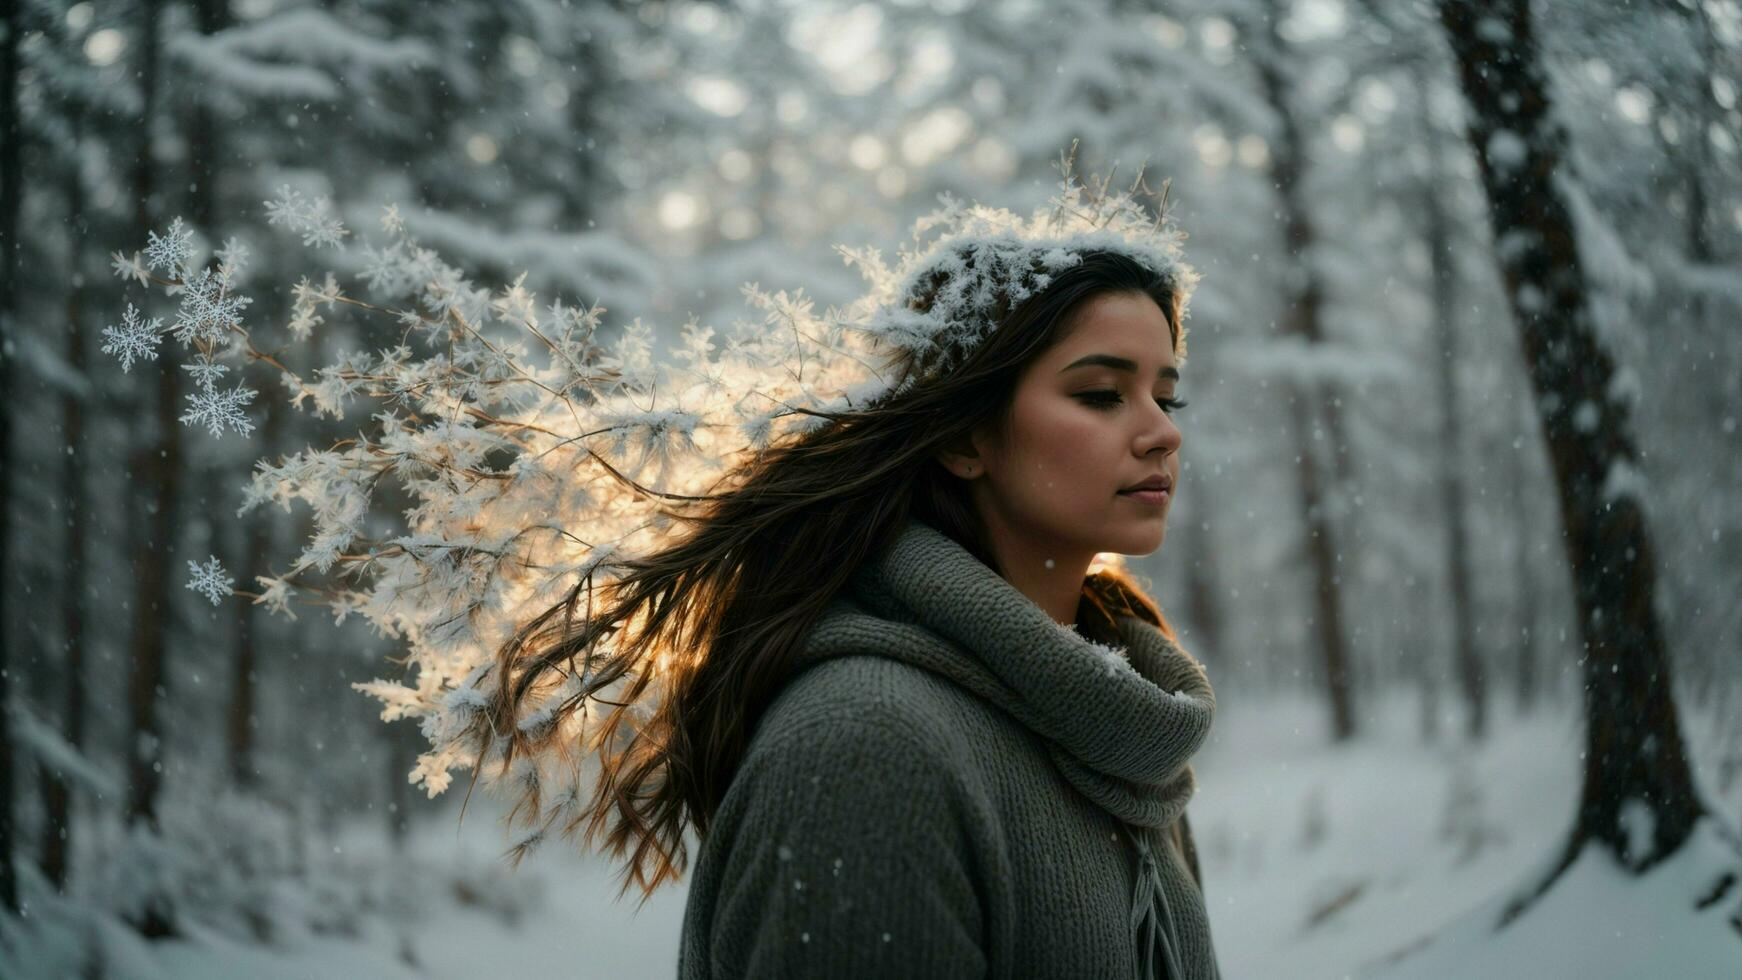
[110,249,150,286]
[21,333,95,401]
[167,30,341,101]
[10,706,121,798]
[205,7,436,72]
[1217,337,1413,389]
[1556,170,1653,302]
[102,169,1201,819]
[1601,458,1647,506]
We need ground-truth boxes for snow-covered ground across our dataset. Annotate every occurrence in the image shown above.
[6,689,1738,979]
[1189,692,1742,979]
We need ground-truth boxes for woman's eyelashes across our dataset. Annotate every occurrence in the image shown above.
[1074,389,1189,414]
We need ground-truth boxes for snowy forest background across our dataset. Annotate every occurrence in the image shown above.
[1,0,1740,977]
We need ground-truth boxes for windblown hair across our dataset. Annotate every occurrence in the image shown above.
[479,249,1190,904]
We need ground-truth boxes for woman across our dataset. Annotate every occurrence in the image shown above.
[485,181,1220,979]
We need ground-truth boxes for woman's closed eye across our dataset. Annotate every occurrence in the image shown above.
[1075,390,1189,414]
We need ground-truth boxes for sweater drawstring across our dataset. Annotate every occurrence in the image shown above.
[1124,822,1186,980]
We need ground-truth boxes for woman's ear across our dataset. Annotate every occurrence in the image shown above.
[933,432,986,480]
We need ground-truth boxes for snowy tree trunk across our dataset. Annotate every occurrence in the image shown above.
[40,111,92,894]
[1509,397,1541,715]
[1438,0,1707,911]
[0,0,24,917]
[1667,7,1731,708]
[121,0,180,940]
[1679,134,1713,323]
[560,8,619,231]
[1422,142,1485,739]
[179,0,261,791]
[1249,0,1356,740]
[388,719,412,850]
[1181,503,1227,671]
[1414,582,1443,743]
[227,452,268,787]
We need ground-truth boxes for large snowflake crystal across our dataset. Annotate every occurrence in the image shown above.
[99,304,164,372]
[143,216,195,276]
[180,384,258,438]
[172,266,252,345]
[185,555,234,606]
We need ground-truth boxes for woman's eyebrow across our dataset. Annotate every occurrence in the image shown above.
[1059,353,1180,381]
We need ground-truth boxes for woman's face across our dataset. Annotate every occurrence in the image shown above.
[957,290,1184,564]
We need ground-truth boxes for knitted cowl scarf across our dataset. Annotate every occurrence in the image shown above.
[788,518,1220,980]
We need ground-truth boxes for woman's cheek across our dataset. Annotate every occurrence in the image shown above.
[1050,411,1112,471]
[1015,396,1106,491]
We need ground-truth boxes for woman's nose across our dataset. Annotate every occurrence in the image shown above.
[1140,404,1182,455]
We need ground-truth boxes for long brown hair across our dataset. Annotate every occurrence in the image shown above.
[475,249,1191,903]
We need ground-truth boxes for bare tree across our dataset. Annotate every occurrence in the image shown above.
[0,0,27,919]
[121,0,179,938]
[1180,503,1228,671]
[1437,0,1713,921]
[1245,0,1359,740]
[38,108,93,895]
[176,0,263,791]
[1419,123,1486,739]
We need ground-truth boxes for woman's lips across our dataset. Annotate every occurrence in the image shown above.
[1118,488,1170,505]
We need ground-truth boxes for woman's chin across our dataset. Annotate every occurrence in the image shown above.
[1105,524,1166,558]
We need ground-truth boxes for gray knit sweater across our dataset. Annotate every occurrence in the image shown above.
[677,518,1222,979]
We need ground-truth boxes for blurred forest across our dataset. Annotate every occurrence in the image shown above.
[1,0,1739,976]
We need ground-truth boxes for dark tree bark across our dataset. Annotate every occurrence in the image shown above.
[388,719,413,851]
[121,0,179,939]
[227,425,272,788]
[40,110,92,894]
[1438,0,1710,922]
[1248,0,1357,740]
[125,0,168,828]
[0,0,26,918]
[1180,499,1227,670]
[560,16,612,231]
[0,0,22,919]
[1421,136,1485,740]
[179,0,262,791]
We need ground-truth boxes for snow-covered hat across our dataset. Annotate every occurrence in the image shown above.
[837,170,1200,397]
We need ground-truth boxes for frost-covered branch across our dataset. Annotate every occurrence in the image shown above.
[96,165,1194,859]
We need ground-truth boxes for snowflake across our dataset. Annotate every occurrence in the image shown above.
[100,304,163,371]
[215,236,251,281]
[265,184,349,248]
[381,203,405,235]
[181,357,230,393]
[185,555,233,606]
[171,266,251,345]
[252,574,298,620]
[109,250,150,286]
[180,383,258,438]
[1083,638,1134,677]
[287,272,342,341]
[143,217,195,276]
[492,271,538,328]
